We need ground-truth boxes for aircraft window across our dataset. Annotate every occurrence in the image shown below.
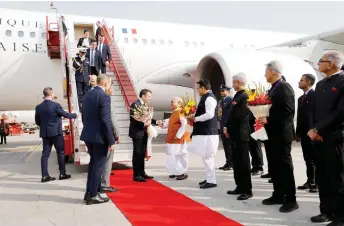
[133,38,138,44]
[41,32,46,38]
[124,37,129,43]
[151,39,156,44]
[159,39,165,45]
[168,40,173,45]
[193,42,197,47]
[230,44,234,48]
[5,30,12,36]
[200,42,205,47]
[184,41,189,46]
[18,31,24,37]
[142,39,147,44]
[30,32,36,38]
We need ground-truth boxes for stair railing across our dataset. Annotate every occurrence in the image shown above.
[101,20,133,109]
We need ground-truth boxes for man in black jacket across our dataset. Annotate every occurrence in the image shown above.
[259,60,299,213]
[296,74,317,193]
[129,89,156,182]
[224,73,253,201]
[308,50,344,225]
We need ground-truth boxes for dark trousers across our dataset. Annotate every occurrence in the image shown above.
[263,142,272,174]
[86,142,108,197]
[76,81,89,109]
[266,140,296,202]
[41,135,65,177]
[132,134,148,177]
[314,139,344,220]
[100,64,107,74]
[249,138,264,169]
[90,66,98,75]
[300,135,316,184]
[0,134,7,144]
[220,131,233,166]
[232,138,252,193]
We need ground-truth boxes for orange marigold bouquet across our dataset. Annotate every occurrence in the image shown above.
[245,83,272,141]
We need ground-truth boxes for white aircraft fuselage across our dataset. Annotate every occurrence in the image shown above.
[0,8,307,114]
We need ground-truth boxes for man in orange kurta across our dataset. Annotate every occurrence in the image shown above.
[158,97,190,180]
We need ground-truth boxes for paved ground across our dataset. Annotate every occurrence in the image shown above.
[0,134,323,226]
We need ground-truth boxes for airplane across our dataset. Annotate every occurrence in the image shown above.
[0,7,326,164]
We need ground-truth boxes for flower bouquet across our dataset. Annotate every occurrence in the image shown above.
[180,93,197,133]
[245,83,272,141]
[131,104,158,160]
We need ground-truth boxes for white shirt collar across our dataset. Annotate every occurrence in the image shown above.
[328,70,343,77]
[139,98,144,105]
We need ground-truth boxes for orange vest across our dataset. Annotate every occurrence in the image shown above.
[166,109,191,144]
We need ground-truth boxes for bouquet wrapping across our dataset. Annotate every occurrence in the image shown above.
[179,93,197,133]
[131,104,158,160]
[245,84,272,141]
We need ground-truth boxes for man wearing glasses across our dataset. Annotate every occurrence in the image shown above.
[308,50,344,225]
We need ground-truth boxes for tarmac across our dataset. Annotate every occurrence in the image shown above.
[0,133,323,226]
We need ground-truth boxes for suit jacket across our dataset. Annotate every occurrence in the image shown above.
[35,99,77,138]
[96,26,101,39]
[81,86,115,145]
[296,89,315,137]
[313,71,344,140]
[0,122,9,135]
[97,43,112,64]
[86,48,102,73]
[77,37,91,48]
[226,90,250,142]
[129,99,157,139]
[72,55,90,83]
[265,79,296,142]
[218,95,232,130]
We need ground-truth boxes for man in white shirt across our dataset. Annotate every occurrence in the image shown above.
[188,79,219,189]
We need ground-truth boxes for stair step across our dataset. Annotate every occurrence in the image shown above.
[112,101,125,107]
[117,120,129,127]
[114,107,128,114]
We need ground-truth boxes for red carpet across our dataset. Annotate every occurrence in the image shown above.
[108,170,242,226]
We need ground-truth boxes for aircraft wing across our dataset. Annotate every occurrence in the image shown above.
[261,27,344,48]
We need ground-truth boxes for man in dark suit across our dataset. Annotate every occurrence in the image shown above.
[296,74,317,193]
[308,51,344,225]
[217,84,233,171]
[0,119,9,144]
[95,21,102,43]
[35,87,77,183]
[129,89,156,182]
[86,40,102,75]
[259,60,299,213]
[72,49,90,110]
[77,29,91,48]
[97,34,112,74]
[224,73,253,201]
[81,74,115,205]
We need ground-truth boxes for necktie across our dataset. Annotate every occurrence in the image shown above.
[91,50,94,66]
[301,93,306,104]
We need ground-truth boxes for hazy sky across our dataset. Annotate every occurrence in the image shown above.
[1,1,344,34]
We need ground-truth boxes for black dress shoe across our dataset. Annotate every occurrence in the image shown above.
[199,180,207,185]
[84,192,89,201]
[219,164,229,170]
[279,201,299,213]
[169,175,176,178]
[200,182,217,189]
[297,182,311,190]
[86,194,109,205]
[262,196,284,205]
[310,213,333,223]
[41,176,56,183]
[59,173,71,180]
[261,173,271,178]
[222,166,233,171]
[100,186,119,193]
[143,174,154,179]
[268,179,273,183]
[251,169,264,176]
[97,193,110,201]
[227,189,242,195]
[237,193,253,200]
[176,174,188,180]
[327,221,344,226]
[133,176,146,182]
[309,184,318,193]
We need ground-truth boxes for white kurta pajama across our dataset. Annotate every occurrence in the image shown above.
[162,110,190,176]
[188,96,219,184]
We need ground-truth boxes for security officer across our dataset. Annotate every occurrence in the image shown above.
[72,49,90,110]
[218,84,233,171]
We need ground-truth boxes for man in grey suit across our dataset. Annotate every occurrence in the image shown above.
[100,78,120,193]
